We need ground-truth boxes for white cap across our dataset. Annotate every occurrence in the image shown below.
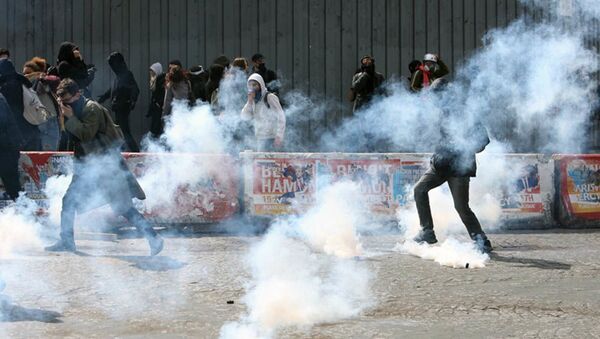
[150,62,163,75]
[423,53,438,63]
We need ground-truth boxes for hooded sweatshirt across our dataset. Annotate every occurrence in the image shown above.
[54,41,95,90]
[241,73,285,140]
[98,52,140,112]
[0,59,38,141]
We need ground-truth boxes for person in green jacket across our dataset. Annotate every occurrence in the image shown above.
[45,79,163,256]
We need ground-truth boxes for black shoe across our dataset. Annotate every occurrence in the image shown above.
[472,233,493,253]
[413,229,438,244]
[45,240,76,252]
[148,235,164,256]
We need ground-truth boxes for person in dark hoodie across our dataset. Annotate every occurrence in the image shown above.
[412,79,492,253]
[189,65,209,103]
[205,64,225,109]
[98,52,140,152]
[0,93,24,200]
[0,59,41,151]
[251,53,279,95]
[50,42,96,97]
[45,78,163,255]
[351,55,385,114]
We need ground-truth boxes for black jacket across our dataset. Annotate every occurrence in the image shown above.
[351,69,385,112]
[52,42,95,91]
[252,65,278,94]
[98,52,140,112]
[0,93,24,151]
[147,72,166,136]
[189,70,209,102]
[0,59,39,142]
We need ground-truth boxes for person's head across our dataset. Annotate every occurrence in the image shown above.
[213,55,230,69]
[168,60,183,73]
[408,59,422,74]
[149,62,163,78]
[423,53,439,72]
[108,51,128,74]
[248,79,260,92]
[251,53,265,69]
[0,59,16,76]
[232,57,248,71]
[0,48,9,60]
[56,78,82,105]
[247,73,266,96]
[189,65,204,76]
[57,42,81,64]
[360,55,375,73]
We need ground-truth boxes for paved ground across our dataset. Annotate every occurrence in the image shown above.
[1,228,600,338]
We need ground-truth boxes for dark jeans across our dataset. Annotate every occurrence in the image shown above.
[114,109,139,152]
[413,168,484,238]
[59,171,156,244]
[0,150,22,200]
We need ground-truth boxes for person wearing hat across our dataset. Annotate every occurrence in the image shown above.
[189,65,209,103]
[410,53,449,92]
[350,55,385,113]
[251,53,279,95]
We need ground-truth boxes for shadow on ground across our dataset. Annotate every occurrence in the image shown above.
[0,296,63,323]
[491,253,571,270]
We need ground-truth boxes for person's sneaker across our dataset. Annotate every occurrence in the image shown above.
[148,235,164,256]
[413,229,438,244]
[44,240,76,253]
[472,233,493,253]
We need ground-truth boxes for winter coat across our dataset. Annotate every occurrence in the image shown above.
[64,98,145,204]
[50,42,95,93]
[25,72,61,150]
[431,117,490,177]
[205,64,225,104]
[163,80,192,116]
[241,73,286,141]
[351,69,385,112]
[410,59,450,92]
[189,69,209,102]
[0,59,39,145]
[0,93,24,151]
[98,52,139,113]
[148,72,166,135]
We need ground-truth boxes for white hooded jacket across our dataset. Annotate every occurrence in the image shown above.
[241,73,286,140]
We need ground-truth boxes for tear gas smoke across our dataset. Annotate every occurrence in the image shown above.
[220,182,373,339]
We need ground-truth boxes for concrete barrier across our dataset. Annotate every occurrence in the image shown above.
[0,152,240,224]
[241,152,556,228]
[554,154,600,227]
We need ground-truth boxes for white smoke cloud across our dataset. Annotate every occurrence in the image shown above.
[220,181,374,339]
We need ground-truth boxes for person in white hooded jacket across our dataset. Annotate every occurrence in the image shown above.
[241,73,285,151]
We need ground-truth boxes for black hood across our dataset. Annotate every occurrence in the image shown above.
[0,59,16,76]
[57,41,79,64]
[108,52,128,74]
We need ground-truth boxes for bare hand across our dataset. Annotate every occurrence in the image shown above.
[247,91,256,102]
[60,103,73,118]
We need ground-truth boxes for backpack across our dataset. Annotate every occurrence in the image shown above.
[22,84,50,125]
[86,99,125,149]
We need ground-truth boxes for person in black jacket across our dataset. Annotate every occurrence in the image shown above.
[0,59,40,151]
[189,65,209,103]
[98,52,140,152]
[51,42,96,98]
[147,62,166,138]
[351,55,385,113]
[412,80,493,253]
[251,53,279,95]
[0,93,24,200]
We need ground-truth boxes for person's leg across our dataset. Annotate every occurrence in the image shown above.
[413,169,447,230]
[0,150,22,200]
[447,176,492,253]
[45,178,80,251]
[121,207,163,256]
[256,138,275,152]
[115,109,140,152]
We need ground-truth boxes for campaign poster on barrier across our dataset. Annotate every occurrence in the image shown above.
[498,160,546,216]
[250,157,318,215]
[0,152,239,224]
[246,153,430,216]
[559,156,600,219]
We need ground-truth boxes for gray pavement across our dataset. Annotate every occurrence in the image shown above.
[1,229,600,338]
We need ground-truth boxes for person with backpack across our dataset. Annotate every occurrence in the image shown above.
[0,59,41,151]
[350,55,385,113]
[412,80,492,254]
[241,73,286,151]
[98,52,140,152]
[45,79,163,255]
[410,53,449,92]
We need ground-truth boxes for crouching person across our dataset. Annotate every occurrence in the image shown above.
[45,79,163,255]
[412,86,492,253]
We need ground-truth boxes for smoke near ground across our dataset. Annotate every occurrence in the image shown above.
[220,182,373,339]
